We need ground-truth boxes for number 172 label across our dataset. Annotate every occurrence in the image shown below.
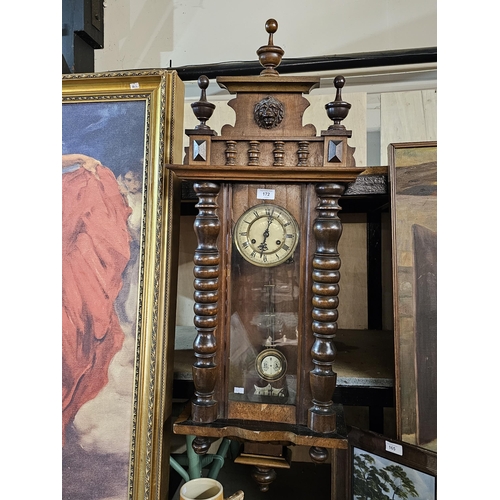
[257,189,275,200]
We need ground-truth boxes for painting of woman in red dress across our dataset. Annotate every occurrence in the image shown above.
[62,153,132,444]
[62,100,146,499]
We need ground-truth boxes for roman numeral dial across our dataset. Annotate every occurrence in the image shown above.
[233,204,299,267]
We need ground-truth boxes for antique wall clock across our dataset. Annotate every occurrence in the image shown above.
[167,19,362,491]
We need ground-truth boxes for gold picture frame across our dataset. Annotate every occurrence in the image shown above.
[389,141,437,452]
[62,70,184,500]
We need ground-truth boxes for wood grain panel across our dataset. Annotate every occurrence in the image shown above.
[184,92,367,168]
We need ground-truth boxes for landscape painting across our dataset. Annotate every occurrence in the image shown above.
[389,142,437,452]
[352,447,436,499]
[345,427,437,500]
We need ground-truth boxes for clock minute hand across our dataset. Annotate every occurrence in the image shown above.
[258,217,273,252]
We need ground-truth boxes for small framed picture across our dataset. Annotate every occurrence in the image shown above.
[340,427,437,499]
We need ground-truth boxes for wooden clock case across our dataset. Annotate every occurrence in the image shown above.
[166,19,364,490]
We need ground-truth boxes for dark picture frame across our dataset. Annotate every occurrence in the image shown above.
[346,426,437,499]
[389,141,437,452]
[62,70,184,500]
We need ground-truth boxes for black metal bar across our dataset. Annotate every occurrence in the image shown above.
[170,47,437,81]
[367,210,383,330]
[332,386,394,408]
[368,406,385,434]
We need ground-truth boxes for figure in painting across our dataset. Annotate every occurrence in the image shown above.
[115,166,143,328]
[62,153,132,446]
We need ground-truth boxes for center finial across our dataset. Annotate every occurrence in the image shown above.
[256,19,284,76]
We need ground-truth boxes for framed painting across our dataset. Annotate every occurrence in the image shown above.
[62,70,184,500]
[389,141,437,452]
[344,426,437,499]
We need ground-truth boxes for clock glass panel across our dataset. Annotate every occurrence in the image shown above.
[227,185,301,407]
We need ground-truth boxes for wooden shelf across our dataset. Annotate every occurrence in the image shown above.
[173,401,349,449]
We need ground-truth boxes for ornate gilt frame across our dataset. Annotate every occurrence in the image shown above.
[62,70,184,500]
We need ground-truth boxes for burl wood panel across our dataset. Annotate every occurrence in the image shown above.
[228,401,295,424]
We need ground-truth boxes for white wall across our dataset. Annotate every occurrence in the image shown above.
[95,0,437,73]
[92,0,437,332]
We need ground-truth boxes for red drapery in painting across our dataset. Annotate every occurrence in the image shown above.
[62,165,131,445]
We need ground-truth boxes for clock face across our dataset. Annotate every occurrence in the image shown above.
[255,349,287,381]
[233,204,299,267]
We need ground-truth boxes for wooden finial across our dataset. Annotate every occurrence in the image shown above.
[191,75,216,130]
[265,18,278,46]
[256,19,284,76]
[325,76,351,130]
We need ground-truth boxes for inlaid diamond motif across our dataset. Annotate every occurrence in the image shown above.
[193,140,207,161]
[327,140,343,163]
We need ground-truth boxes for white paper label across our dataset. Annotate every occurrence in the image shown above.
[385,441,403,456]
[234,387,245,394]
[257,188,275,200]
[130,82,140,89]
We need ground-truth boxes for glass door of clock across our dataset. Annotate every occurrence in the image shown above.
[228,221,301,407]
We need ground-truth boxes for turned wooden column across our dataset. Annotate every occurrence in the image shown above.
[308,182,345,438]
[191,181,220,438]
